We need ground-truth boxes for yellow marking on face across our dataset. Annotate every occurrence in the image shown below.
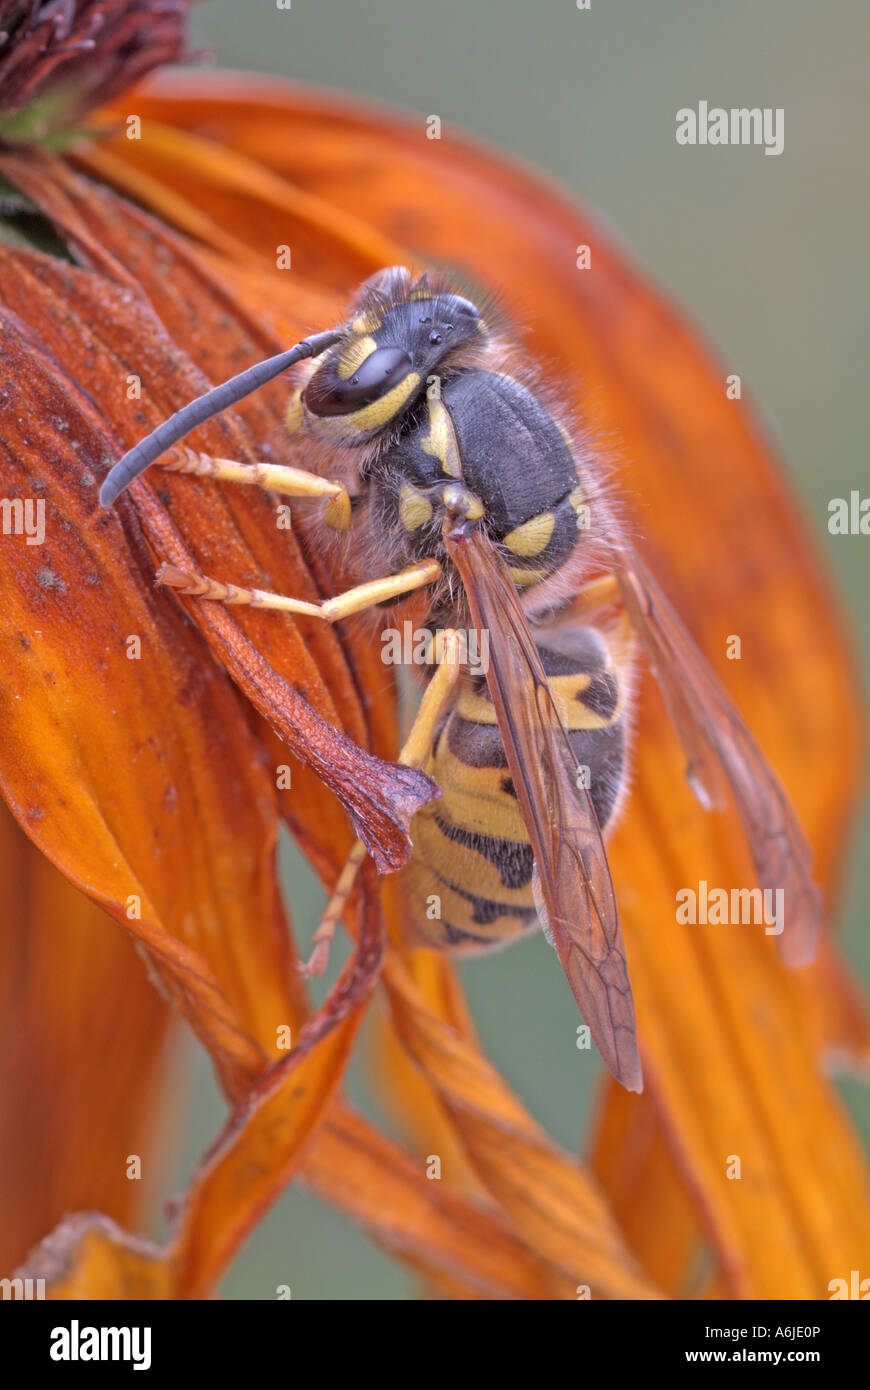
[340,371,421,433]
[336,335,377,381]
[421,397,462,477]
[503,511,555,558]
[285,389,305,435]
[442,483,484,521]
[351,311,382,334]
[399,484,434,532]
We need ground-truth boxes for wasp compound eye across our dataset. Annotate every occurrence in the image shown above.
[304,346,413,417]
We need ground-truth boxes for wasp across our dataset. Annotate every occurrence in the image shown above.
[100,265,821,1092]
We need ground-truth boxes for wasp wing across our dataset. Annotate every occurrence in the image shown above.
[445,524,642,1092]
[607,533,821,967]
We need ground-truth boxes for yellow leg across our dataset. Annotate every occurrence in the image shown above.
[300,630,464,976]
[547,570,636,676]
[158,447,351,531]
[302,840,369,977]
[156,557,442,621]
[568,572,621,617]
[394,628,465,765]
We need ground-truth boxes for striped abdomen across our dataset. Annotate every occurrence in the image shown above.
[404,625,627,953]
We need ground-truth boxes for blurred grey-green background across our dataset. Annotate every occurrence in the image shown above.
[165,0,870,1297]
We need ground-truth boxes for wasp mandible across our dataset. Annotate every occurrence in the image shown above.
[100,265,822,1092]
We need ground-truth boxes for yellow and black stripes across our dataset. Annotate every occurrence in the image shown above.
[405,627,627,953]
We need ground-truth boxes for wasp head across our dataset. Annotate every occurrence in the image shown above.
[288,267,486,446]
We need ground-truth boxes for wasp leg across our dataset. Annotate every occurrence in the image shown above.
[156,557,442,621]
[565,572,621,617]
[546,571,636,663]
[301,630,464,976]
[157,447,352,531]
[301,841,368,978]
[394,628,465,763]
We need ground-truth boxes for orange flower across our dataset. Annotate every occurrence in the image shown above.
[1,6,868,1301]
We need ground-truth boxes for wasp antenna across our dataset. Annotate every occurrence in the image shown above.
[99,327,343,507]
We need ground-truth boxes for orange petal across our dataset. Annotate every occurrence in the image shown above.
[382,952,662,1300]
[14,1215,171,1301]
[17,863,383,1300]
[19,1098,566,1302]
[368,946,484,1200]
[79,115,407,283]
[0,803,175,1275]
[0,251,273,1092]
[590,1085,704,1297]
[302,1105,565,1300]
[601,711,870,1297]
[169,952,371,1297]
